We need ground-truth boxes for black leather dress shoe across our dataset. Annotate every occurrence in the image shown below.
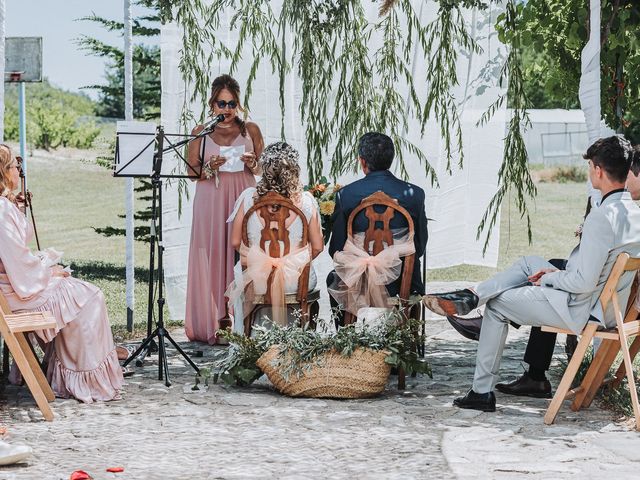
[495,372,552,398]
[446,314,482,341]
[424,289,479,316]
[453,389,496,412]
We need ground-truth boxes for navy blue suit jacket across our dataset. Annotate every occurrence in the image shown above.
[328,169,428,295]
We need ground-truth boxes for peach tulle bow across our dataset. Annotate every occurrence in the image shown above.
[226,243,311,327]
[329,234,415,315]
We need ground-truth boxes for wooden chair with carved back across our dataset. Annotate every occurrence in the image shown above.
[241,191,320,336]
[343,191,420,389]
[0,291,56,421]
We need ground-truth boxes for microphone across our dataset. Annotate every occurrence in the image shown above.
[201,114,225,132]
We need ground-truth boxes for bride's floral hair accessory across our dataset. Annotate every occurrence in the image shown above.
[256,142,302,200]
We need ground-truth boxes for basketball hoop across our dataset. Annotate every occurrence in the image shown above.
[6,71,24,83]
[4,37,43,83]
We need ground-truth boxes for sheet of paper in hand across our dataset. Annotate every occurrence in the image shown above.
[218,145,246,173]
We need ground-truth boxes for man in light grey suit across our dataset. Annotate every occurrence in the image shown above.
[424,136,640,412]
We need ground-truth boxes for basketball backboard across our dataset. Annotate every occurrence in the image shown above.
[5,37,43,82]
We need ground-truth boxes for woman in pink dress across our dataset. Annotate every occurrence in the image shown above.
[185,74,264,344]
[0,145,123,403]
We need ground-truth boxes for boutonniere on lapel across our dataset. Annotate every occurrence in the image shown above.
[575,223,583,239]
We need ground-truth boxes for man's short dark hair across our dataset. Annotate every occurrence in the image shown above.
[358,132,394,171]
[631,145,640,177]
[583,135,632,183]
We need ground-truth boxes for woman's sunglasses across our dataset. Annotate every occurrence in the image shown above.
[215,100,237,109]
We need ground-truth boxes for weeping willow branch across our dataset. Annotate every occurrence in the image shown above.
[280,1,357,181]
[170,0,530,245]
[476,0,535,253]
[421,4,482,172]
[228,0,285,120]
[174,1,231,129]
[171,0,456,185]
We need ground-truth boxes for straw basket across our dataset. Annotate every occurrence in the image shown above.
[256,346,391,399]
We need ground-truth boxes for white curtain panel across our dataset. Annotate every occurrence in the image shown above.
[160,1,507,319]
[579,0,602,205]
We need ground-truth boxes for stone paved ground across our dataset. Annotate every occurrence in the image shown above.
[1,280,640,479]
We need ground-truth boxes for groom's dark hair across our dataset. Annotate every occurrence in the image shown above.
[358,132,394,171]
[584,135,632,183]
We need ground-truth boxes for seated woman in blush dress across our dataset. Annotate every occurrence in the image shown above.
[226,142,324,331]
[0,144,123,403]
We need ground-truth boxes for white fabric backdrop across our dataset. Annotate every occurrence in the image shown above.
[580,0,602,205]
[160,1,507,319]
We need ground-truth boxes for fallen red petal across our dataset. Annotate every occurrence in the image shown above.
[106,467,125,473]
[70,471,92,480]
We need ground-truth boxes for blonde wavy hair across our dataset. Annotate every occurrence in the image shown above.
[0,144,17,201]
[255,142,302,201]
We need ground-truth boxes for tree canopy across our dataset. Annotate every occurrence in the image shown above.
[76,12,161,120]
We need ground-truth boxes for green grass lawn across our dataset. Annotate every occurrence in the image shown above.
[24,147,590,334]
[429,182,587,281]
[24,149,153,339]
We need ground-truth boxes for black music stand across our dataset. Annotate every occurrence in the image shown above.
[114,123,213,386]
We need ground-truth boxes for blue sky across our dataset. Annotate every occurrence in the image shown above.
[6,0,159,98]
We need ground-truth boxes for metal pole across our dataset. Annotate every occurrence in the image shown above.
[124,0,135,331]
[19,81,27,182]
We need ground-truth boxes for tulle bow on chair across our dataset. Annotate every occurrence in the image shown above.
[329,233,415,316]
[226,243,311,327]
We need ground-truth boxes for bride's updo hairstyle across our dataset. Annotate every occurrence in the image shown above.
[255,142,302,201]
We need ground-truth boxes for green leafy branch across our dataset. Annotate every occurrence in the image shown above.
[476,0,535,253]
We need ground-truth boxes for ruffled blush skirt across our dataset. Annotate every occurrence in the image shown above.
[14,277,123,403]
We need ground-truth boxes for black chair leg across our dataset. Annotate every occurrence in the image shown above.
[2,340,9,380]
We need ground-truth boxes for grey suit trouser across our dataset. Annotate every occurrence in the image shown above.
[472,256,577,393]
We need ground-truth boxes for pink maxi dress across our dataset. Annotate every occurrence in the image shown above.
[0,196,123,403]
[185,132,256,344]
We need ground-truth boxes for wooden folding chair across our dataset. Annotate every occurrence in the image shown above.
[0,292,56,421]
[241,191,319,336]
[343,191,420,389]
[542,253,640,429]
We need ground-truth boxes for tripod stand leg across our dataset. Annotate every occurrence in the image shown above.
[156,328,170,385]
[122,328,160,368]
[164,330,201,374]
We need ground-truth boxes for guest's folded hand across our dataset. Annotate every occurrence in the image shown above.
[51,265,70,278]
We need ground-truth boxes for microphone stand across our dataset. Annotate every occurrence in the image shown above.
[122,123,222,385]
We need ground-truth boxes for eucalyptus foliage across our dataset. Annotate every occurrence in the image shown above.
[208,307,430,388]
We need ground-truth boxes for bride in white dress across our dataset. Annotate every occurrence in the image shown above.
[226,142,324,332]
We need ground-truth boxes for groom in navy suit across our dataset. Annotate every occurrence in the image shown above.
[327,132,429,325]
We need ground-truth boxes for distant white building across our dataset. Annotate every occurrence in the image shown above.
[518,109,615,166]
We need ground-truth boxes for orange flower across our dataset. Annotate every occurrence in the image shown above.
[316,184,326,193]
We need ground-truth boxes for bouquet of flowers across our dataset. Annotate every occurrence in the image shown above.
[304,176,341,243]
